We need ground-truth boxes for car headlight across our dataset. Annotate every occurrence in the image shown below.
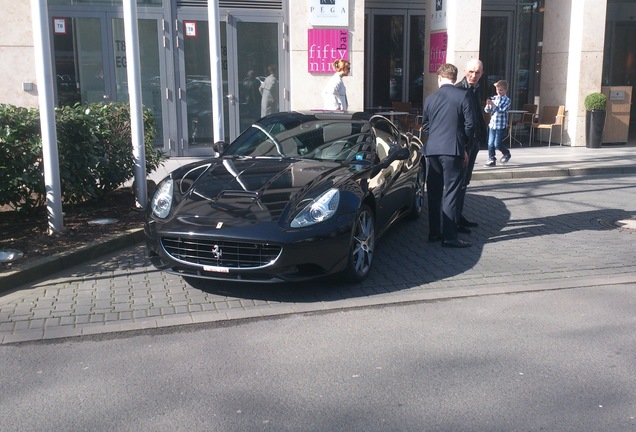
[291,188,340,228]
[151,178,174,218]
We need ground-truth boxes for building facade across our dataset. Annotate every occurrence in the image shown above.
[1,0,634,155]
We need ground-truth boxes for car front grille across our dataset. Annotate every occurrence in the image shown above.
[161,237,282,269]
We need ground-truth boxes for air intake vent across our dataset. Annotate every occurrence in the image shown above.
[178,0,282,9]
[162,237,282,269]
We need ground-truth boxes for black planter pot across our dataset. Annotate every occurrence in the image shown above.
[585,109,606,148]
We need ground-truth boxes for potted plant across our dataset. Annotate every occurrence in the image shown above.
[584,92,607,148]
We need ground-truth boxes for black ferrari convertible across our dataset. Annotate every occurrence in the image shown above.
[145,111,424,283]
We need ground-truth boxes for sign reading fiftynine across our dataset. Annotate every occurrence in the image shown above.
[307,28,349,74]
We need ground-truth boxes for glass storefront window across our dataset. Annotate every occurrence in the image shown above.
[479,4,542,110]
[371,14,404,107]
[112,19,163,145]
[514,3,540,108]
[53,17,105,106]
[53,16,164,147]
[236,21,279,132]
[183,21,227,147]
[480,16,508,103]
[179,16,282,151]
[407,15,425,106]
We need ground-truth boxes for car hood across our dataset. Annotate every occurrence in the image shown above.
[173,158,354,226]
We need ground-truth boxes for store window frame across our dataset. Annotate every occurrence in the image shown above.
[175,6,287,156]
[364,6,426,111]
[48,4,174,153]
[481,1,542,110]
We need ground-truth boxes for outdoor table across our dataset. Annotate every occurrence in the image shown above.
[375,111,410,129]
[506,109,528,147]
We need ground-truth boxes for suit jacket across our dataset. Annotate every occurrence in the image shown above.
[455,76,488,144]
[421,83,474,157]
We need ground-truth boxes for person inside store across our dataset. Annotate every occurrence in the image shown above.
[483,79,512,167]
[322,59,350,111]
[260,64,279,117]
[241,69,261,120]
[455,58,488,232]
[421,63,474,248]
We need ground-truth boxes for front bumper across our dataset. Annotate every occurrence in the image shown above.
[145,213,356,283]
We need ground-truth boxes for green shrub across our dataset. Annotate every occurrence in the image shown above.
[78,102,164,200]
[0,102,166,212]
[0,104,46,211]
[584,92,607,111]
[56,104,102,203]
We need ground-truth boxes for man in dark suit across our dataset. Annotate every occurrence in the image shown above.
[421,63,474,248]
[455,59,488,231]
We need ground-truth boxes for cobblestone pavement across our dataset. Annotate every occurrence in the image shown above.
[2,147,636,344]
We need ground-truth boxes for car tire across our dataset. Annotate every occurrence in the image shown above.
[407,162,425,220]
[343,204,375,282]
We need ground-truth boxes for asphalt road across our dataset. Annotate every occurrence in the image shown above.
[1,283,634,432]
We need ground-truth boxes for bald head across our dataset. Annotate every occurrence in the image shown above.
[465,59,484,87]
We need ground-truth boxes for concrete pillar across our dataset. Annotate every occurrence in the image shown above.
[424,0,482,97]
[289,0,365,111]
[541,0,607,146]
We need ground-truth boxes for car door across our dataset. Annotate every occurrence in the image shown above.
[368,117,409,230]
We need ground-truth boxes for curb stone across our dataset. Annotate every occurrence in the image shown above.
[0,228,145,292]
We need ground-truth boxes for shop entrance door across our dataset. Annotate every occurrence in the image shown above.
[176,10,284,156]
[480,4,541,110]
[227,13,282,136]
[364,9,426,110]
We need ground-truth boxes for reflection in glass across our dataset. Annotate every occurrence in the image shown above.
[480,16,508,104]
[514,5,539,108]
[184,21,213,147]
[237,22,279,132]
[371,15,404,107]
[53,17,104,106]
[408,15,426,110]
[408,16,425,107]
[112,19,163,146]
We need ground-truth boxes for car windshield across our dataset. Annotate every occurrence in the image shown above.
[225,116,373,162]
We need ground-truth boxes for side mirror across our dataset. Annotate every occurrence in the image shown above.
[369,146,411,177]
[213,141,227,157]
[390,146,410,162]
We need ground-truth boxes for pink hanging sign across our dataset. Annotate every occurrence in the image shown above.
[307,29,349,74]
[429,32,448,73]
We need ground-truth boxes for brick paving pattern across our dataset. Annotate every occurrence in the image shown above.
[2,146,636,344]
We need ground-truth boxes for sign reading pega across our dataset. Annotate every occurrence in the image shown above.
[308,0,349,27]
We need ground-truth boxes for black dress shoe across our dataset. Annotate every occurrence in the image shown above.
[442,239,472,248]
[459,217,478,228]
[428,234,443,242]
[457,225,471,234]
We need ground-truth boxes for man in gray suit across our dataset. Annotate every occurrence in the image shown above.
[421,63,474,248]
[455,59,488,230]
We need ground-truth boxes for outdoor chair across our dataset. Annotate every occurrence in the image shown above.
[529,105,566,146]
[512,103,538,139]
[408,114,424,139]
[391,101,417,132]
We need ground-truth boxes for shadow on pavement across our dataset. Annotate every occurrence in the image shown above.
[10,176,633,306]
[181,192,631,303]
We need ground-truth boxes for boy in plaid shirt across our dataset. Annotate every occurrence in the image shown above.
[483,80,512,166]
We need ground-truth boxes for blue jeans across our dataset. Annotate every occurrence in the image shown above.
[487,128,510,160]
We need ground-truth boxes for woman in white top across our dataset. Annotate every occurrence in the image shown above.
[323,59,350,111]
[259,64,278,117]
